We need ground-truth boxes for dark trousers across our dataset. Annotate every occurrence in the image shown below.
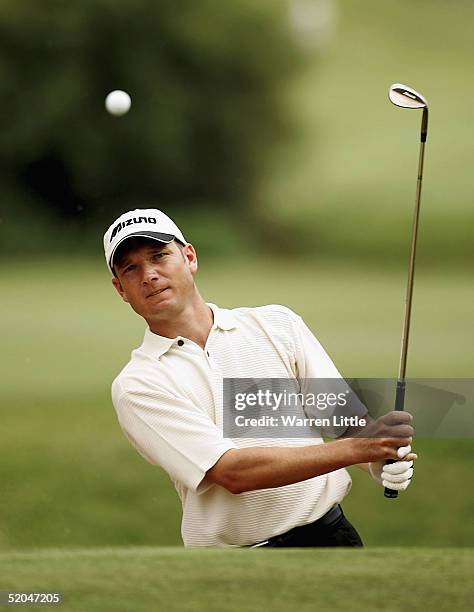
[254,507,363,548]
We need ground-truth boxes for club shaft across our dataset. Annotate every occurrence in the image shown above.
[398,134,426,381]
[384,108,428,499]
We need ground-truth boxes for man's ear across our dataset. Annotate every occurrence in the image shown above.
[112,276,129,303]
[183,243,198,275]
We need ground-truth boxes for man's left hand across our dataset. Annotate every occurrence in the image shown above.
[368,446,417,491]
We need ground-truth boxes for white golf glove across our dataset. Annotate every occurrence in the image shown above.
[368,445,414,491]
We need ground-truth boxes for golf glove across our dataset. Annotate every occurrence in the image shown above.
[369,446,414,491]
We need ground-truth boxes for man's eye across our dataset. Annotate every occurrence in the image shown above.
[123,265,135,274]
[153,253,165,260]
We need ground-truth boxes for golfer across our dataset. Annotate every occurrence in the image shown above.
[104,208,416,548]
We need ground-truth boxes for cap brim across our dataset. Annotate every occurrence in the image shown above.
[109,231,176,270]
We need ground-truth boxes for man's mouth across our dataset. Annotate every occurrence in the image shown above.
[147,288,169,298]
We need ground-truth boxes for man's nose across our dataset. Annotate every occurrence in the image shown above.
[141,262,159,284]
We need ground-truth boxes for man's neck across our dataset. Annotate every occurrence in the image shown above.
[147,294,213,349]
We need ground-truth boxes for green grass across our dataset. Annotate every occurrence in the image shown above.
[0,547,472,612]
[0,258,473,550]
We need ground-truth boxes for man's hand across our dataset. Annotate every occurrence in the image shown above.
[368,445,417,491]
[351,410,414,463]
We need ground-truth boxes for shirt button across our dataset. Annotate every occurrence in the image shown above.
[177,340,184,347]
[206,351,210,357]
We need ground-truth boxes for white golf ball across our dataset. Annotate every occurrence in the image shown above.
[105,90,131,116]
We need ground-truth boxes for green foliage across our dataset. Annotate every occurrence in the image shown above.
[1,0,473,264]
[0,0,301,239]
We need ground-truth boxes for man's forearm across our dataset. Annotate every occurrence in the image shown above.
[207,439,362,494]
[207,409,414,494]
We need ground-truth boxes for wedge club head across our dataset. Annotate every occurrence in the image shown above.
[389,83,428,110]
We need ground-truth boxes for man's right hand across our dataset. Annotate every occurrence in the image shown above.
[351,410,414,463]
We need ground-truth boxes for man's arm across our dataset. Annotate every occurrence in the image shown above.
[207,411,413,494]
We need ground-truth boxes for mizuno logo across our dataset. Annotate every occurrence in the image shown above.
[110,217,158,242]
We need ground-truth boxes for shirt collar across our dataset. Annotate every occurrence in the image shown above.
[208,303,237,331]
[139,303,237,358]
[140,328,176,358]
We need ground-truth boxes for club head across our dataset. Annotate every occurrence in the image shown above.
[389,83,428,110]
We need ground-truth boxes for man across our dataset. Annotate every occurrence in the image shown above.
[104,208,416,548]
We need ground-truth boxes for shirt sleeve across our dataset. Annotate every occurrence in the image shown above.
[112,379,236,493]
[289,312,368,434]
[290,312,342,379]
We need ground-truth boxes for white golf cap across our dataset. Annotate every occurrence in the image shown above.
[103,208,187,273]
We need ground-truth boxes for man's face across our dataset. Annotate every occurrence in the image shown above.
[111,240,198,323]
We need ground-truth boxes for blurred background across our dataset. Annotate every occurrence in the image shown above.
[1,0,473,550]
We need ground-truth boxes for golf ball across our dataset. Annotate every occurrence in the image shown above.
[105,90,131,116]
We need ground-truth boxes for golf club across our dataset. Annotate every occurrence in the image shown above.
[384,83,429,499]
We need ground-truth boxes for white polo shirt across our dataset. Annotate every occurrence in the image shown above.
[112,304,361,547]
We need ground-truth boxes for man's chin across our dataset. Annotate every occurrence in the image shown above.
[146,294,178,316]
[130,296,173,318]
